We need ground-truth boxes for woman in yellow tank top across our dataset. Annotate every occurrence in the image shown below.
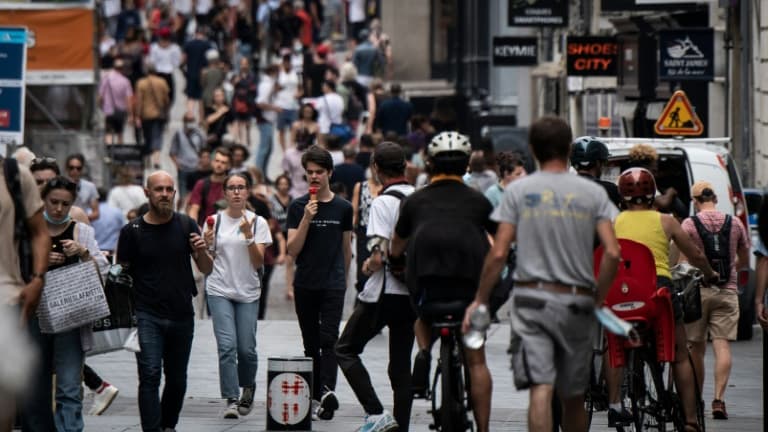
[606,168,717,432]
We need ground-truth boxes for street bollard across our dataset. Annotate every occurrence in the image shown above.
[266,357,313,431]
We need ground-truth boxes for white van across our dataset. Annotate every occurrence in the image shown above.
[600,137,755,340]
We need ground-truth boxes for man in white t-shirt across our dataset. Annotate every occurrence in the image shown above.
[315,80,344,135]
[336,142,415,432]
[255,65,282,179]
[149,28,182,105]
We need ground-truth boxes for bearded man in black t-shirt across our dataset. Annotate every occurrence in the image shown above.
[390,132,494,432]
[286,145,353,421]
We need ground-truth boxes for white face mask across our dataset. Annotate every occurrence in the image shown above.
[294,42,302,53]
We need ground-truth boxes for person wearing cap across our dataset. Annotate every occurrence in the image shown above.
[201,49,227,113]
[305,44,330,97]
[570,136,622,208]
[680,181,750,421]
[149,27,182,105]
[336,142,416,432]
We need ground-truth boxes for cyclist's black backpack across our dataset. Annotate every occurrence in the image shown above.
[691,214,732,285]
[2,157,33,282]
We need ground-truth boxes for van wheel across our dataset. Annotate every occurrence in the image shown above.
[737,272,756,341]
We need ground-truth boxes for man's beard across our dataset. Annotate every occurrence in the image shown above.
[151,200,173,217]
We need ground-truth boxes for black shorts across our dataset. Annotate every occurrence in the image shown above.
[657,275,683,323]
[105,111,127,134]
[414,276,475,321]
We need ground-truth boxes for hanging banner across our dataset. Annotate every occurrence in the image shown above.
[0,9,95,85]
[0,27,28,149]
[493,37,538,66]
[508,0,568,27]
[658,29,714,81]
[566,36,618,76]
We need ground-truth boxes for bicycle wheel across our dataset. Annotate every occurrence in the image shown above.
[630,351,667,431]
[439,336,465,432]
[585,348,607,429]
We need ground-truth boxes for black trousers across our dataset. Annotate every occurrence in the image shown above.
[83,364,103,391]
[336,295,416,432]
[294,288,345,401]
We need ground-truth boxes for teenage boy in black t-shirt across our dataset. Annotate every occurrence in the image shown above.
[286,145,353,420]
[390,132,494,432]
[117,171,213,432]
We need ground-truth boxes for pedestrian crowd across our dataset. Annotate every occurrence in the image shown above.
[0,4,756,429]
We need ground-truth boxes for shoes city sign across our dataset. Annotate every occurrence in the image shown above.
[566,36,618,76]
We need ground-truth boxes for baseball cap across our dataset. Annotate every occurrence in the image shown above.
[316,44,330,56]
[691,180,715,198]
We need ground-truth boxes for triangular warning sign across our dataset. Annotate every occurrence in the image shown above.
[654,90,704,136]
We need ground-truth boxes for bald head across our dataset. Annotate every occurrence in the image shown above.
[146,170,175,189]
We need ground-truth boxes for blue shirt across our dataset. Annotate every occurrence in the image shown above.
[375,97,413,136]
[484,183,504,209]
[91,202,126,251]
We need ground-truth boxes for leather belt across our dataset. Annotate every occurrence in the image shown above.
[516,281,593,297]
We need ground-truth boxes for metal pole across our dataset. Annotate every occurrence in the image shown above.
[740,0,752,185]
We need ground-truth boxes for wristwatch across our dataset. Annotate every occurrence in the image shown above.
[30,272,45,283]
[245,236,255,245]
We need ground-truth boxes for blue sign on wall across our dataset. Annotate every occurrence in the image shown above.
[658,29,714,81]
[0,27,28,150]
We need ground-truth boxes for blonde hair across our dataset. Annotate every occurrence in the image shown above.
[340,62,358,82]
[628,144,658,163]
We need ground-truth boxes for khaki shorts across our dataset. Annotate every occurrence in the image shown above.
[508,287,596,398]
[685,286,739,342]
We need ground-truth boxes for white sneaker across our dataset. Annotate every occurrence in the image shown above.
[223,399,239,419]
[360,411,398,432]
[88,382,119,416]
[311,400,320,421]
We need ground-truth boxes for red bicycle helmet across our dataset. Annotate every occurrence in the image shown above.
[618,167,656,204]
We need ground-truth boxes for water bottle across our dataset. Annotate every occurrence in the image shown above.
[463,304,491,349]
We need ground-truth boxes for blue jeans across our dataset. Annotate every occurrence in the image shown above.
[135,311,194,432]
[22,317,84,432]
[207,296,259,399]
[256,122,274,177]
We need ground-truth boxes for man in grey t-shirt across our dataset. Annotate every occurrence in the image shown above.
[464,116,620,432]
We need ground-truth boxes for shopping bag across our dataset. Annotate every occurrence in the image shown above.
[89,265,136,355]
[37,261,111,334]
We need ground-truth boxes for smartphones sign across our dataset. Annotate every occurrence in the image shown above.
[566,36,618,76]
[508,0,568,27]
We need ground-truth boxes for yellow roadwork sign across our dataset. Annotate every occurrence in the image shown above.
[654,90,704,136]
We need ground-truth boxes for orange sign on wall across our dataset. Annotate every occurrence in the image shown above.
[0,8,94,84]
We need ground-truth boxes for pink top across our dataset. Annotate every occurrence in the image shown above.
[681,210,750,290]
[98,70,133,115]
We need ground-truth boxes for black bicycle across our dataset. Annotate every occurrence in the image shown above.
[423,301,474,432]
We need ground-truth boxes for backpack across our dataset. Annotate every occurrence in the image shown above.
[2,157,33,282]
[379,186,409,285]
[341,82,364,122]
[691,214,732,285]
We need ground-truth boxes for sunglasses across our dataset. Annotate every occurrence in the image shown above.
[47,177,77,192]
[32,157,57,165]
[67,165,83,171]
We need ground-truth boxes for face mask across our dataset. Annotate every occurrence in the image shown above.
[294,42,302,53]
[43,210,72,225]
[595,306,636,339]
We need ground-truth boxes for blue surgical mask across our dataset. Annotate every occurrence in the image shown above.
[595,306,635,338]
[43,210,71,225]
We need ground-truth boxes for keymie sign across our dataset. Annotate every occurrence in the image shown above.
[493,37,538,66]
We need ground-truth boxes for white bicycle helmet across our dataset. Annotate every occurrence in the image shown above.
[427,131,472,157]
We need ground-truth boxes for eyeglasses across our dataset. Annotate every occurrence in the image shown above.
[67,165,83,171]
[226,185,247,192]
[47,177,77,192]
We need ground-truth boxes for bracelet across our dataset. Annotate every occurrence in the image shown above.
[245,237,255,245]
[30,272,45,282]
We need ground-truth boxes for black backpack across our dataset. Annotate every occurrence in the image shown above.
[691,214,732,285]
[2,157,33,282]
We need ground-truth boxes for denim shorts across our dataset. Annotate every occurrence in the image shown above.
[277,109,297,130]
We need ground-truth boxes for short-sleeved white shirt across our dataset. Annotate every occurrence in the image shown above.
[206,210,273,303]
[358,184,414,303]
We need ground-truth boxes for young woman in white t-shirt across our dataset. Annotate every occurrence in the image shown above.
[203,173,272,419]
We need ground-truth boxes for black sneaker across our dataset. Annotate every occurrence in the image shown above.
[608,407,633,427]
[412,349,431,398]
[238,386,255,416]
[316,389,339,420]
